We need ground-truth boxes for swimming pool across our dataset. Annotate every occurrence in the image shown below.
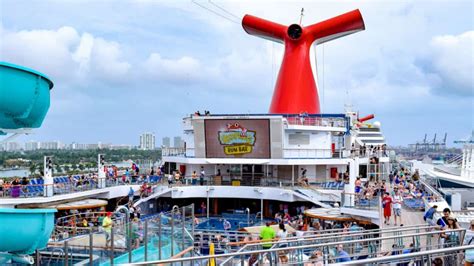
[196,213,270,231]
[100,236,181,265]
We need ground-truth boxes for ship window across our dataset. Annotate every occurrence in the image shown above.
[289,133,310,145]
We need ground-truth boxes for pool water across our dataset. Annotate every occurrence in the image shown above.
[196,218,252,231]
[196,213,271,231]
[100,236,181,265]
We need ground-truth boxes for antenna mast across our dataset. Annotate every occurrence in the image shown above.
[299,8,304,25]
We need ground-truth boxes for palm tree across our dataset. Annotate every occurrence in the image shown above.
[29,163,37,176]
[55,164,62,174]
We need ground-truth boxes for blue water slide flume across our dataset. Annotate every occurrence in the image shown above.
[0,208,57,264]
[0,62,56,264]
[0,61,54,135]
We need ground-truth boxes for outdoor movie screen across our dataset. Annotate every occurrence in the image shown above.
[204,119,271,158]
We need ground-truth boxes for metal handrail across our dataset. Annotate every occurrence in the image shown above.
[227,224,438,248]
[337,245,472,265]
[127,228,466,265]
[0,177,163,198]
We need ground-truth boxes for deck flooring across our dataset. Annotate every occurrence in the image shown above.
[380,206,431,252]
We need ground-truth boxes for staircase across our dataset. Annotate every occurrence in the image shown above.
[293,188,335,208]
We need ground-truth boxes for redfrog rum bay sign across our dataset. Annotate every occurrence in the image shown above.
[205,119,270,158]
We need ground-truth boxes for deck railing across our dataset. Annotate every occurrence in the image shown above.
[0,176,163,198]
[123,227,467,266]
[341,192,381,211]
[283,115,347,128]
[162,146,391,159]
[0,174,348,200]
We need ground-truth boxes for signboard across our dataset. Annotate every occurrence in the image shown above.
[205,119,270,158]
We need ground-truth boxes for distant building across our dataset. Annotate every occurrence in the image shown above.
[140,132,155,150]
[70,142,85,150]
[25,141,40,151]
[70,142,99,150]
[173,136,185,148]
[39,141,63,150]
[162,137,171,148]
[110,144,133,150]
[5,140,135,151]
[0,142,22,152]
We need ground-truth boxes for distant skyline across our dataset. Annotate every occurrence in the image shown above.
[1,1,472,146]
[7,134,184,147]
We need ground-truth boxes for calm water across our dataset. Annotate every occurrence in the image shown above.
[0,168,30,178]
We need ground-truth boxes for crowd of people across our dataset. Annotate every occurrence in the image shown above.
[350,144,388,157]
[249,220,363,264]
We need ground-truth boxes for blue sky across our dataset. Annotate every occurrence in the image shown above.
[1,0,472,146]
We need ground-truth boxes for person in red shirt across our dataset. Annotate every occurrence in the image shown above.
[382,192,393,225]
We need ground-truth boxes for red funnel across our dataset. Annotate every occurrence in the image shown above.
[242,10,365,114]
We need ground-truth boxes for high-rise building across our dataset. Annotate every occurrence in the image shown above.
[25,141,40,151]
[162,137,171,148]
[173,136,184,148]
[140,132,155,150]
[0,142,22,151]
[39,141,63,150]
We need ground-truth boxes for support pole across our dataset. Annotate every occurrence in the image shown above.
[128,220,132,263]
[207,191,210,219]
[182,206,186,250]
[292,165,294,187]
[98,154,106,188]
[144,220,148,261]
[344,159,357,207]
[191,203,195,248]
[43,156,53,197]
[110,227,114,266]
[64,240,69,266]
[171,212,175,257]
[35,249,40,266]
[159,215,162,260]
[89,230,93,265]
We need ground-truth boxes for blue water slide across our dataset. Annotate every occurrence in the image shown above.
[0,208,57,264]
[0,62,53,133]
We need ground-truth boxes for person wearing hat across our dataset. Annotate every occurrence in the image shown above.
[441,216,460,248]
[102,212,113,249]
[464,220,474,265]
[437,208,460,229]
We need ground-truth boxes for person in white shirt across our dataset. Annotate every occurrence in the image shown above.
[200,167,205,186]
[276,223,289,263]
[277,222,288,240]
[223,219,231,231]
[392,190,403,226]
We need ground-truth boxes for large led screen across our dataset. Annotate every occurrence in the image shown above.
[205,119,271,158]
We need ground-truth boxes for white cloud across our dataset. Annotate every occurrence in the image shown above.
[89,38,131,82]
[72,33,94,74]
[429,31,473,96]
[1,1,472,145]
[1,26,131,84]
[1,26,80,81]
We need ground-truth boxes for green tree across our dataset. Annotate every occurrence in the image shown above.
[55,164,62,174]
[29,163,37,175]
